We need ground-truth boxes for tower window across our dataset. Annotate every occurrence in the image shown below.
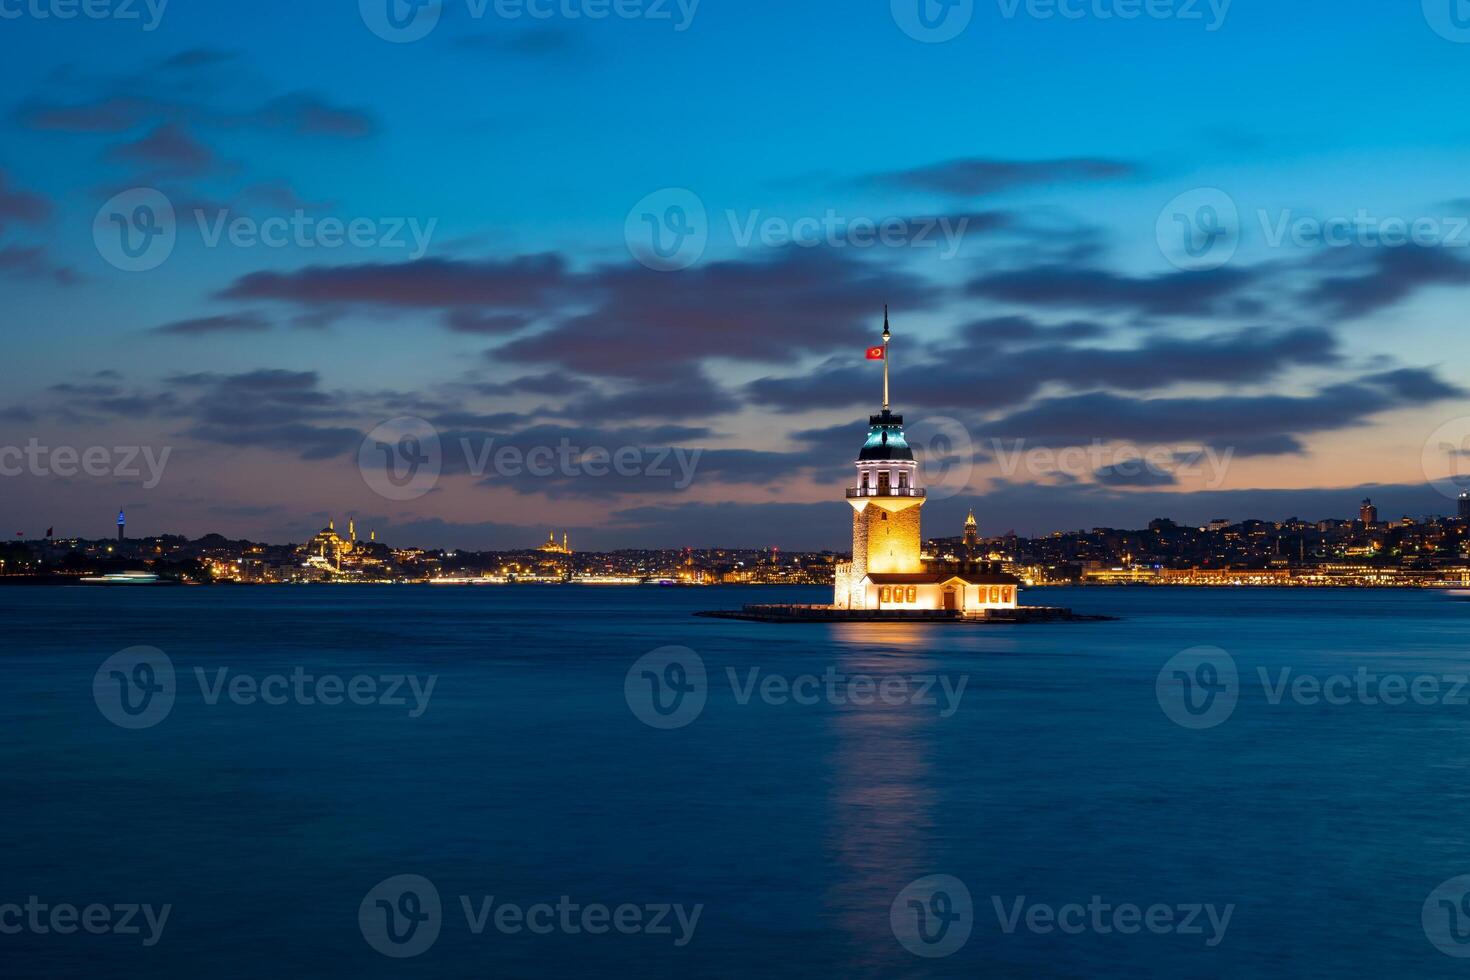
[898,472,909,489]
[881,512,888,521]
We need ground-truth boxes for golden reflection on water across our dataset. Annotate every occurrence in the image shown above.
[822,638,943,973]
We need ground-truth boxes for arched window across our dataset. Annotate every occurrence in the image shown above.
[898,472,909,490]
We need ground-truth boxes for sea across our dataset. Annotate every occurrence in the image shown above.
[5,584,1470,978]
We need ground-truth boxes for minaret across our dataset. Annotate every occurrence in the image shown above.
[835,309,927,609]
[349,518,357,543]
[563,532,569,554]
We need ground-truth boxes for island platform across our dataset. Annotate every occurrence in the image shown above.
[696,604,1114,624]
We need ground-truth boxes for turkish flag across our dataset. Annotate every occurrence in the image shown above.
[866,346,886,360]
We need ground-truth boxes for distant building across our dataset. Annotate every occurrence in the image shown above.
[538,531,573,555]
[117,509,125,542]
[1459,492,1470,521]
[1360,498,1378,525]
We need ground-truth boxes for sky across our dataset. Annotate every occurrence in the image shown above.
[4,0,1470,550]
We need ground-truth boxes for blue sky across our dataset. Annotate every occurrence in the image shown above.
[4,0,1470,548]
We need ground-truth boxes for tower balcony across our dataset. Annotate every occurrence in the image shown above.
[846,487,926,499]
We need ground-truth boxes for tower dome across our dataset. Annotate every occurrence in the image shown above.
[858,410,913,461]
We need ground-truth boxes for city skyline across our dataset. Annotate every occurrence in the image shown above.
[5,2,1470,549]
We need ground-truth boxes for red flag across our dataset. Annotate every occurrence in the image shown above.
[866,346,886,360]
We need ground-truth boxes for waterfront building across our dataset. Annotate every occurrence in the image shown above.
[832,311,1019,615]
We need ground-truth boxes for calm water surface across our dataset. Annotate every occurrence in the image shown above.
[6,585,1470,978]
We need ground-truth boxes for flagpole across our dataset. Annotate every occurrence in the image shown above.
[882,306,891,411]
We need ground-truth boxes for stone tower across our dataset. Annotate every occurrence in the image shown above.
[834,309,927,609]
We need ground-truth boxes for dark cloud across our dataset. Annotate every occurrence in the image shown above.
[446,310,533,334]
[504,247,933,379]
[157,48,240,71]
[242,94,375,139]
[747,326,1335,413]
[1306,245,1470,319]
[220,253,572,309]
[984,367,1464,456]
[105,122,217,176]
[0,246,77,285]
[474,372,585,397]
[561,372,741,420]
[1093,463,1179,488]
[860,157,1138,197]
[151,312,272,336]
[0,170,51,231]
[956,315,1108,347]
[238,181,332,212]
[181,422,362,461]
[967,263,1262,317]
[457,26,584,59]
[17,96,158,134]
